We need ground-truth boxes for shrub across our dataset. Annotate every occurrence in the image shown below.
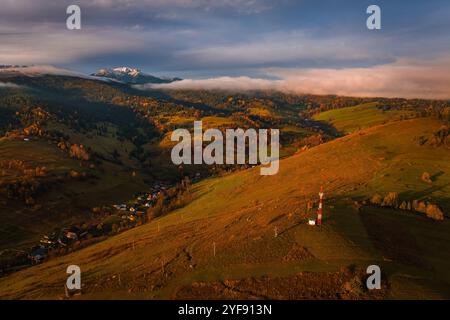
[421,172,432,183]
[370,194,383,205]
[382,192,399,208]
[69,144,90,161]
[399,201,408,210]
[413,200,427,213]
[425,204,444,221]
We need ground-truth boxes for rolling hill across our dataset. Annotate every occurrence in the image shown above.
[0,73,333,252]
[312,102,417,134]
[1,114,449,299]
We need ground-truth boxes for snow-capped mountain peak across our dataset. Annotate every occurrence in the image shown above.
[92,67,181,84]
[112,67,140,76]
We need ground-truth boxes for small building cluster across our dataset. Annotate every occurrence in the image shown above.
[112,183,170,222]
[30,227,93,264]
[34,183,172,264]
[1,182,174,275]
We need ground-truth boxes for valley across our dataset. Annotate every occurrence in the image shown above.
[0,70,449,299]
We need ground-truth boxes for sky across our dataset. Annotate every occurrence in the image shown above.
[1,0,450,99]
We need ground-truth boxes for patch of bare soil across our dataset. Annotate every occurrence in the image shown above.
[282,244,314,262]
[174,270,387,300]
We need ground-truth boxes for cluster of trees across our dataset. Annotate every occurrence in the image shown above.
[146,177,193,220]
[368,192,444,221]
[429,126,450,147]
[0,159,47,179]
[302,96,450,121]
[0,108,20,136]
[418,125,450,148]
[0,159,49,205]
[0,177,42,205]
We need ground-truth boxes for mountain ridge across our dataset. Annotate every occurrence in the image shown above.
[91,67,181,84]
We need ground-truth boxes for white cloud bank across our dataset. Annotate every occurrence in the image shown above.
[0,65,85,77]
[0,65,119,83]
[0,82,21,89]
[138,76,284,91]
[148,57,450,99]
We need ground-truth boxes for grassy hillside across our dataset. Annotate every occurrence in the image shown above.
[1,117,449,299]
[313,102,416,134]
[0,138,82,249]
[1,76,326,251]
[314,105,449,213]
[0,136,150,250]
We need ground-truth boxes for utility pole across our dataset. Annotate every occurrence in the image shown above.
[317,186,324,226]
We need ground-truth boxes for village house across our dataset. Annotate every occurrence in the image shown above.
[113,204,127,211]
[28,245,48,264]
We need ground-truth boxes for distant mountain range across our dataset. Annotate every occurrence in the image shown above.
[91,67,182,84]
